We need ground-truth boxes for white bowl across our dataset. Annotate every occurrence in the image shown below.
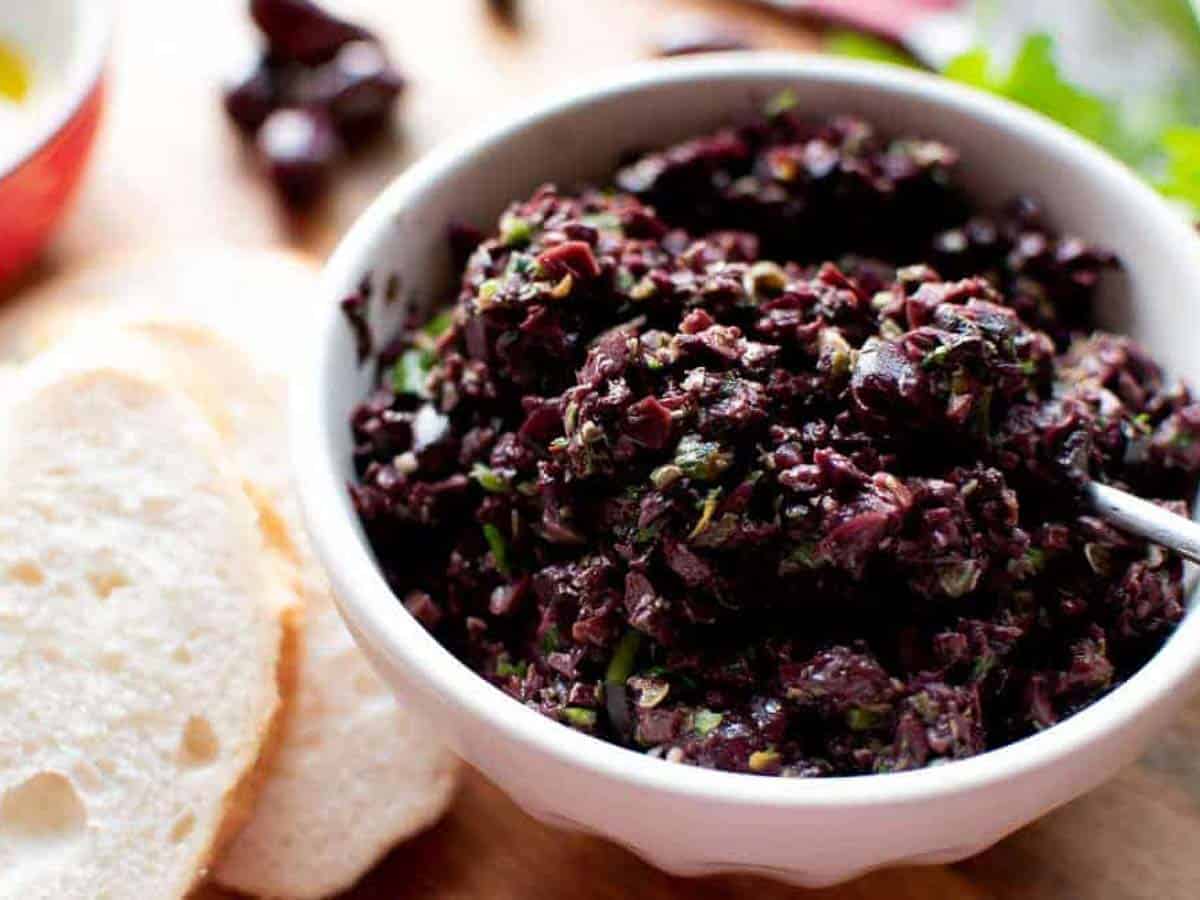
[292,54,1200,886]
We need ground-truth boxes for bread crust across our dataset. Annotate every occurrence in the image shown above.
[204,596,304,881]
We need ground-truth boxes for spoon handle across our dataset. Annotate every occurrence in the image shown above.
[1088,482,1200,566]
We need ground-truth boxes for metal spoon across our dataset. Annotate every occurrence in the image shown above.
[1088,482,1200,565]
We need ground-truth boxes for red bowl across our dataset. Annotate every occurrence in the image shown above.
[0,1,113,283]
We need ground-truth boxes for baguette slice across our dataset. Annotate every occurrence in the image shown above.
[0,346,295,900]
[106,320,459,899]
[19,248,460,898]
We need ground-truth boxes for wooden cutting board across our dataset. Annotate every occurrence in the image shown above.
[7,1,1200,897]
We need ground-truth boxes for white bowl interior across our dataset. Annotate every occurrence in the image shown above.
[2,0,79,82]
[0,0,110,174]
[303,56,1200,816]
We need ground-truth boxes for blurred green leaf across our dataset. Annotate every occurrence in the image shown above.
[1105,0,1200,58]
[942,48,992,89]
[823,30,919,68]
[1158,127,1200,206]
[829,28,1200,214]
[944,34,1124,157]
[1003,35,1120,146]
[482,523,511,577]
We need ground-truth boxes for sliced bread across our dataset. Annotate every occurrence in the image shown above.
[212,583,460,900]
[95,318,459,899]
[15,247,460,898]
[0,347,295,899]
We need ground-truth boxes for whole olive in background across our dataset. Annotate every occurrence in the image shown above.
[225,0,405,206]
[256,108,340,207]
[224,58,280,136]
[313,41,405,142]
[250,0,369,64]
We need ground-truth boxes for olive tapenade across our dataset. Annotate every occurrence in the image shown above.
[348,106,1200,776]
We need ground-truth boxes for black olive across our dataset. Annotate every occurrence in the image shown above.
[249,0,369,64]
[256,107,340,207]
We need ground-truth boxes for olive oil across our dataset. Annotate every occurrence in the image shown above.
[0,38,31,103]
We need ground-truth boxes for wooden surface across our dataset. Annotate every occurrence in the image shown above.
[8,1,1200,898]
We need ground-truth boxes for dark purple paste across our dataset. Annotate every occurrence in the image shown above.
[347,106,1200,776]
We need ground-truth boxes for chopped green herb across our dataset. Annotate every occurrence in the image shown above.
[540,625,561,655]
[780,542,823,574]
[845,706,887,731]
[938,559,981,599]
[470,463,511,494]
[582,212,623,232]
[511,253,539,277]
[496,655,527,678]
[674,434,733,481]
[630,276,658,302]
[499,213,535,247]
[970,654,996,683]
[606,630,642,685]
[922,344,951,370]
[423,308,454,338]
[692,709,723,736]
[482,524,512,577]
[390,348,433,397]
[688,488,722,541]
[563,707,598,729]
[763,87,798,119]
[476,279,501,309]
